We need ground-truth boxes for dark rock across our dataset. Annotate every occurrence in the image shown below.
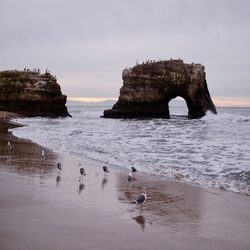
[103,59,217,119]
[0,70,70,117]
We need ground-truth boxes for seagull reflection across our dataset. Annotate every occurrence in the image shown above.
[124,190,132,201]
[56,175,61,186]
[133,215,146,231]
[101,177,108,189]
[78,181,85,194]
[7,154,12,162]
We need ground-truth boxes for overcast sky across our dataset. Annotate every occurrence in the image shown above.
[1,0,249,104]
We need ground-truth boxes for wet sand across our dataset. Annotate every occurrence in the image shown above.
[0,113,250,250]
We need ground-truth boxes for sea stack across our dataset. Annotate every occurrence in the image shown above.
[0,70,70,117]
[103,59,217,119]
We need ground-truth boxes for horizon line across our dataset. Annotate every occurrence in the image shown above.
[68,97,118,103]
[67,96,250,107]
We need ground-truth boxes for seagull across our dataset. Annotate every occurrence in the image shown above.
[57,162,62,173]
[131,166,137,173]
[135,187,147,206]
[78,163,86,178]
[80,167,86,176]
[103,166,109,174]
[125,167,138,183]
[41,150,46,160]
[7,141,12,151]
[125,171,133,183]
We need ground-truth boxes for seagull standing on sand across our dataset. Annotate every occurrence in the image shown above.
[131,166,137,173]
[103,166,109,174]
[125,167,138,183]
[78,163,85,192]
[78,163,86,178]
[79,167,86,180]
[125,171,133,183]
[80,167,86,176]
[7,141,12,151]
[57,162,62,173]
[135,187,147,207]
[101,166,109,189]
[41,150,46,160]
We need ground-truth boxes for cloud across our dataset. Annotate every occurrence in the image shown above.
[213,97,250,107]
[0,0,249,99]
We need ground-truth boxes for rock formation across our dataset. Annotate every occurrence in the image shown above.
[0,70,70,117]
[103,59,217,119]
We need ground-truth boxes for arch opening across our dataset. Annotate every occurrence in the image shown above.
[168,97,188,118]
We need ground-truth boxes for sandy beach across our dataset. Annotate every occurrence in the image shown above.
[0,113,250,250]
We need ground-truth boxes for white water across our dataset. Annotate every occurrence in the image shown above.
[11,106,250,194]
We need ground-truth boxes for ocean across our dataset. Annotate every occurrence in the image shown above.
[11,105,250,195]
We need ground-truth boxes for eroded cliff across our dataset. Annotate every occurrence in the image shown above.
[0,70,70,117]
[103,59,217,118]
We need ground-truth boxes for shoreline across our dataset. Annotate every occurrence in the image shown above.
[0,113,250,250]
[8,108,250,197]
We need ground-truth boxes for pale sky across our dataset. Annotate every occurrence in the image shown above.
[1,0,250,105]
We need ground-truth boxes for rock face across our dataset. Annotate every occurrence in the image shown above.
[103,59,217,119]
[0,70,70,117]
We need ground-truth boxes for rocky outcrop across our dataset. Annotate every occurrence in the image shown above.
[103,59,217,119]
[0,70,70,117]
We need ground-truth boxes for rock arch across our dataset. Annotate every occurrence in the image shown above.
[103,59,217,119]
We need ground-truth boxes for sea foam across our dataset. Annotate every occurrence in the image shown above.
[11,106,250,195]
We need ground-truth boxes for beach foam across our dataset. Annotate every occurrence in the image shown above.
[10,106,250,194]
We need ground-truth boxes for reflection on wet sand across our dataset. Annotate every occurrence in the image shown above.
[1,118,201,236]
[102,177,108,189]
[1,117,250,250]
[56,175,61,186]
[133,215,146,231]
[78,182,85,194]
[124,190,132,201]
[116,171,201,233]
[0,119,57,177]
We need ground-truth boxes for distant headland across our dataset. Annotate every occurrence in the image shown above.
[103,59,217,119]
[0,69,70,117]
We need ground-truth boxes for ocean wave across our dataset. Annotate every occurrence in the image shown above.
[10,106,250,195]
